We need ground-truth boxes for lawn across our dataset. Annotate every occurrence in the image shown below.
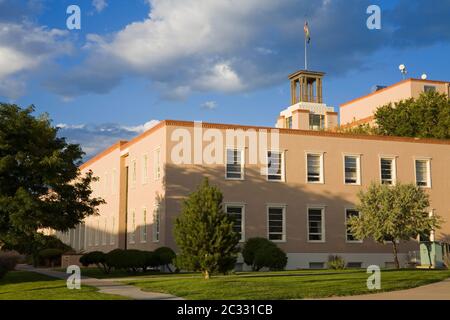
[0,271,127,300]
[121,269,450,300]
[53,267,187,279]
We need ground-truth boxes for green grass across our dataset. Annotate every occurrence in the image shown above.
[0,271,127,300]
[121,269,450,300]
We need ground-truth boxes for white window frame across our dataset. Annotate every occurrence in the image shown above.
[379,155,397,186]
[110,217,115,245]
[414,157,432,188]
[266,204,287,243]
[111,169,117,195]
[131,159,137,188]
[152,205,160,243]
[154,147,161,181]
[266,150,285,182]
[306,152,325,184]
[225,148,245,180]
[307,206,326,243]
[343,154,361,186]
[141,207,148,243]
[102,218,107,245]
[129,209,136,244]
[142,154,149,184]
[224,203,246,242]
[345,208,363,244]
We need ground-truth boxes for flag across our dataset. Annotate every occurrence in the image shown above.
[304,21,311,44]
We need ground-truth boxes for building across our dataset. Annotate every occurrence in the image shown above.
[340,78,450,128]
[56,71,450,270]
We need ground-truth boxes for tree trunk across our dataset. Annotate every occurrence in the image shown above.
[203,270,210,280]
[392,241,400,269]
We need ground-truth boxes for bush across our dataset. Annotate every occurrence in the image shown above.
[38,248,63,267]
[105,249,146,272]
[253,245,288,271]
[0,251,20,279]
[327,255,346,270]
[142,251,159,271]
[242,238,278,271]
[80,251,110,274]
[154,247,176,272]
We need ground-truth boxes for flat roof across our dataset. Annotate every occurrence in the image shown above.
[79,119,450,170]
[340,78,450,108]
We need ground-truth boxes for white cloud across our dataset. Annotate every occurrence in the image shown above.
[201,101,217,110]
[57,120,160,159]
[0,22,71,98]
[122,120,160,133]
[92,0,108,13]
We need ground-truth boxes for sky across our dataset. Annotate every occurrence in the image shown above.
[1,0,450,158]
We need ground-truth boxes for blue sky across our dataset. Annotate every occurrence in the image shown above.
[1,0,450,158]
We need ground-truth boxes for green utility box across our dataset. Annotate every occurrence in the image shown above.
[419,241,450,269]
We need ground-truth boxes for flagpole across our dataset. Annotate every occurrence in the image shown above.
[305,35,308,70]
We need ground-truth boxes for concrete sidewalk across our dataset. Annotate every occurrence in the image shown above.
[16,264,182,300]
[325,278,450,300]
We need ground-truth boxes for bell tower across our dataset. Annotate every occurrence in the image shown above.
[289,70,324,105]
[276,69,337,131]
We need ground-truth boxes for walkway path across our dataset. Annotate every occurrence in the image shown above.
[325,278,450,300]
[16,264,182,300]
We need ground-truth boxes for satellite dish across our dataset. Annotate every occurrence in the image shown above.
[421,74,428,80]
[399,64,406,71]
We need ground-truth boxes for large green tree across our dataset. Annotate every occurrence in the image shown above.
[174,178,240,279]
[348,183,442,269]
[375,91,450,139]
[0,104,104,260]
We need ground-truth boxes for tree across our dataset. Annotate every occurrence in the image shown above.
[375,91,450,139]
[0,104,104,262]
[174,178,240,279]
[348,183,442,269]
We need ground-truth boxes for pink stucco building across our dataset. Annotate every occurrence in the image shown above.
[57,71,450,270]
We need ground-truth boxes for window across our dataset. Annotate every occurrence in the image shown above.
[88,226,93,246]
[131,160,137,187]
[347,262,363,269]
[307,153,324,183]
[267,151,284,181]
[226,149,244,180]
[380,157,396,185]
[102,218,107,245]
[415,159,431,188]
[424,85,436,93]
[111,169,117,195]
[141,208,148,243]
[95,220,100,245]
[154,148,161,180]
[110,217,115,245]
[225,204,245,241]
[285,116,293,129]
[129,210,136,244]
[309,114,325,130]
[267,205,285,242]
[152,206,160,242]
[309,262,325,269]
[344,155,361,185]
[142,154,148,184]
[308,207,325,242]
[346,209,362,243]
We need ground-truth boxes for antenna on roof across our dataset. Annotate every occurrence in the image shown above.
[399,64,408,80]
[421,74,428,80]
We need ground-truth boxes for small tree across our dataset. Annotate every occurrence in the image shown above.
[348,183,442,269]
[174,178,240,279]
